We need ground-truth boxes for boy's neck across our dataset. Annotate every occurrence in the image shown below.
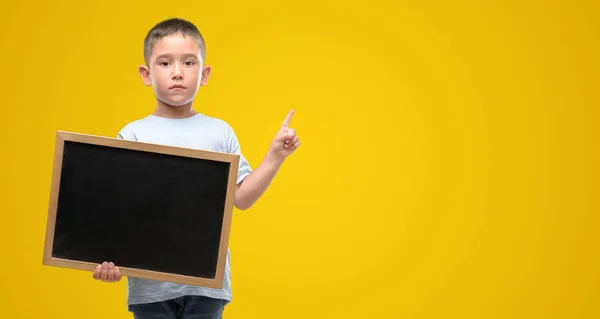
[152,101,199,119]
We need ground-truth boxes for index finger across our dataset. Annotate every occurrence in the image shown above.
[281,110,295,128]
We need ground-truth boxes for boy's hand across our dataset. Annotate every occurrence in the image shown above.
[268,110,300,162]
[92,261,122,283]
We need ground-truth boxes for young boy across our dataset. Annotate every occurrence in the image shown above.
[91,18,300,318]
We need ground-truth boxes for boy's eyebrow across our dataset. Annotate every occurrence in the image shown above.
[154,53,200,60]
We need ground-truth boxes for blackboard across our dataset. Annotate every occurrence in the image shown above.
[43,131,239,288]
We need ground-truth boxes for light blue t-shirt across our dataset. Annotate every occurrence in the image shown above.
[116,113,252,308]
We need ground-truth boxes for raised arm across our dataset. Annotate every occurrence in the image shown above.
[234,110,300,210]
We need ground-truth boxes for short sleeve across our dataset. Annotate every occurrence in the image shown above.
[226,126,252,185]
[117,129,137,141]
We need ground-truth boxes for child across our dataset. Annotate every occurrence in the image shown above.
[91,17,300,318]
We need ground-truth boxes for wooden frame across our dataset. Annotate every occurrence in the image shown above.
[43,130,240,288]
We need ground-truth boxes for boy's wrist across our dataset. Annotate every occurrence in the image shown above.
[264,151,285,167]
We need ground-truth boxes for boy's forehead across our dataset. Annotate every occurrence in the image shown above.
[151,34,202,59]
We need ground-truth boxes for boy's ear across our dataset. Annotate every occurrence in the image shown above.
[200,65,212,86]
[138,65,152,86]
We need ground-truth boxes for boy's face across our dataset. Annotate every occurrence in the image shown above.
[139,33,210,107]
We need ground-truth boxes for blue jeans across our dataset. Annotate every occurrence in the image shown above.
[130,296,226,319]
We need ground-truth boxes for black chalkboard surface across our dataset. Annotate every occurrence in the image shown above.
[43,131,240,288]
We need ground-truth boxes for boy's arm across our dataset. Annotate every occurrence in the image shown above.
[234,110,300,210]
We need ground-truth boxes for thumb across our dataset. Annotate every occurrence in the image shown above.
[275,128,293,142]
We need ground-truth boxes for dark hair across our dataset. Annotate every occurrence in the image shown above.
[143,18,206,65]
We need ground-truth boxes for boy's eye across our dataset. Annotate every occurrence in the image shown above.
[159,61,170,66]
[184,61,195,66]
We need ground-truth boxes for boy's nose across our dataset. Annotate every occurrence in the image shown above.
[172,64,183,79]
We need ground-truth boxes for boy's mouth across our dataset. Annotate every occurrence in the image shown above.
[170,84,186,89]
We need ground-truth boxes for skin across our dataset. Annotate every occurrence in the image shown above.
[93,33,300,282]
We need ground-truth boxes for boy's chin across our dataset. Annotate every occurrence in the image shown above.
[159,97,193,107]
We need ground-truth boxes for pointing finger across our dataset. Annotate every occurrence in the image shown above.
[281,110,295,128]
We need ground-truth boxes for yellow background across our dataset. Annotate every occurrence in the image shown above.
[1,0,598,318]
